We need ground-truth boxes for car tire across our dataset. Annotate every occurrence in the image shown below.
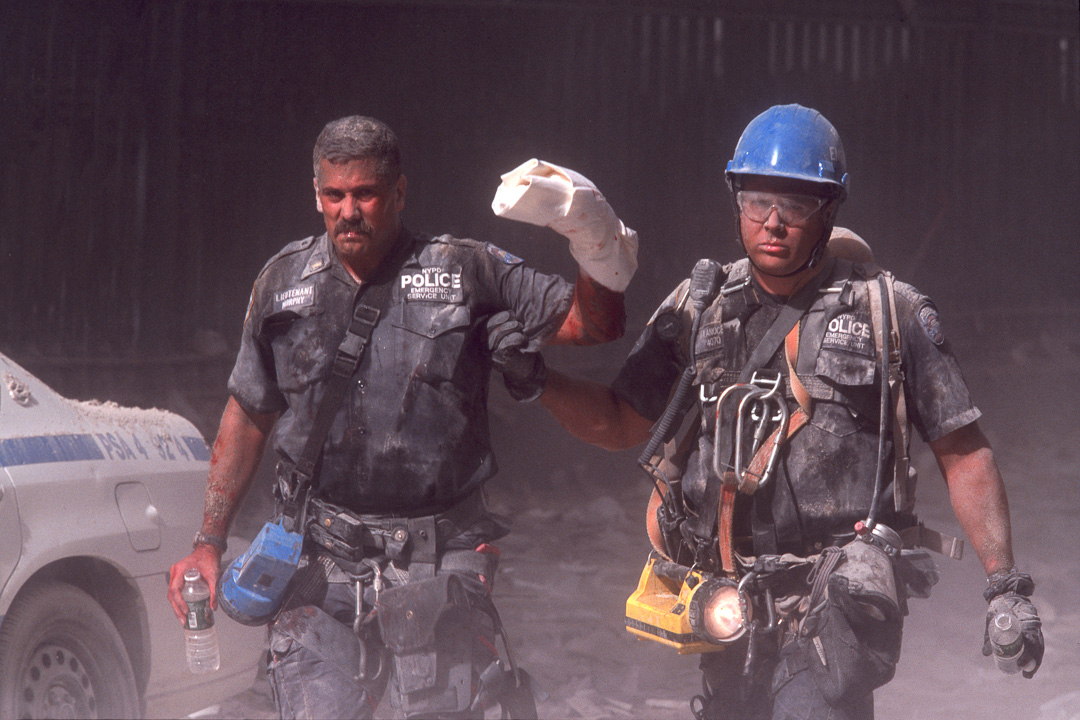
[0,579,141,719]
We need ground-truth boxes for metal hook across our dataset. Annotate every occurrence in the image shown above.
[712,383,758,480]
[752,398,789,492]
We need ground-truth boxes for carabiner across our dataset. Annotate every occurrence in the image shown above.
[712,383,757,480]
[743,397,788,493]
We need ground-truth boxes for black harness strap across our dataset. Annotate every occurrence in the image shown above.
[283,238,411,524]
[737,259,835,384]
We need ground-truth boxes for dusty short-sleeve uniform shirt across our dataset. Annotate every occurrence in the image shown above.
[229,230,574,514]
[612,255,980,554]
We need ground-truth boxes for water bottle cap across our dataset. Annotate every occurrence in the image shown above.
[184,569,201,583]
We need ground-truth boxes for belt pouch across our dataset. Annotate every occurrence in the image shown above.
[307,502,368,562]
[831,538,901,623]
[800,540,904,704]
[378,574,472,710]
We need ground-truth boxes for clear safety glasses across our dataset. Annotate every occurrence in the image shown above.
[736,190,826,227]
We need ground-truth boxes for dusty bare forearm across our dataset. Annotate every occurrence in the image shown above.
[945,448,1014,575]
[549,271,626,346]
[539,370,652,450]
[201,397,277,538]
[931,422,1014,576]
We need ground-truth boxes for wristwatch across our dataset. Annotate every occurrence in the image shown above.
[193,531,227,554]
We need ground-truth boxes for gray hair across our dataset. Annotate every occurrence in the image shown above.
[312,116,401,183]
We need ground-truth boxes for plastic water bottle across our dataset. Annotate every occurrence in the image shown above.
[988,607,1035,675]
[182,569,220,673]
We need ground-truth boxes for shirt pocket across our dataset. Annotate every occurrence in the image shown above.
[813,347,877,386]
[263,305,334,393]
[809,349,878,437]
[394,302,472,339]
[392,302,473,380]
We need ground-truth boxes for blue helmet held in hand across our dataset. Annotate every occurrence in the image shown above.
[726,104,849,201]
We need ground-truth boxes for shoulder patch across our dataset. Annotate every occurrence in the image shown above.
[485,243,523,265]
[917,301,945,345]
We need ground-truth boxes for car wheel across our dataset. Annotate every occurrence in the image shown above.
[0,580,141,719]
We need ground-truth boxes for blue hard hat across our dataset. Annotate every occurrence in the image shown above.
[726,104,849,200]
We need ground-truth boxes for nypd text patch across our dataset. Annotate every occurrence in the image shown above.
[821,313,873,356]
[401,266,464,303]
[273,283,316,313]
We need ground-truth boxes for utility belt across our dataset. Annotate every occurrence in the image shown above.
[279,460,486,571]
[758,531,857,559]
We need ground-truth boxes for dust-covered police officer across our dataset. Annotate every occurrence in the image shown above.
[167,116,639,719]
[489,105,1044,719]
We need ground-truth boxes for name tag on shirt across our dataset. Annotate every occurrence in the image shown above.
[273,283,316,313]
[695,322,724,355]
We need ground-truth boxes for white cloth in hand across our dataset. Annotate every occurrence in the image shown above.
[491,158,638,292]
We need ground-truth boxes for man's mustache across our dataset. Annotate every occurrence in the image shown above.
[334,219,374,236]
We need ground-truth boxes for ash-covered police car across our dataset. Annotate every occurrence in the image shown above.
[0,351,264,719]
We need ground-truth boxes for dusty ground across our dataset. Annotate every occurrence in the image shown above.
[195,309,1080,720]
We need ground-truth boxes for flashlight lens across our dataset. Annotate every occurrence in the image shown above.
[703,585,744,641]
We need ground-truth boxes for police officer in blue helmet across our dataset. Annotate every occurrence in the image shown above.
[490,104,1044,719]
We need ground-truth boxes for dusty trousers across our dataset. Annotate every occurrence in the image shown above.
[696,544,911,720]
[266,544,501,720]
[698,635,877,720]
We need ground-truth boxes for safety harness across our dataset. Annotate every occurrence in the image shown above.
[642,247,964,573]
[699,263,834,574]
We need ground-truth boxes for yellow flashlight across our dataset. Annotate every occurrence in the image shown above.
[626,557,751,653]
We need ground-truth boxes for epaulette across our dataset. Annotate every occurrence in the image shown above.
[255,235,317,280]
[723,258,749,279]
[891,279,927,306]
[430,233,481,250]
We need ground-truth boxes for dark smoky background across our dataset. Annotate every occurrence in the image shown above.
[4,0,1078,378]
[2,2,1078,718]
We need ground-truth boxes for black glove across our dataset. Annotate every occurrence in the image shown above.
[982,569,1043,678]
[486,311,547,402]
